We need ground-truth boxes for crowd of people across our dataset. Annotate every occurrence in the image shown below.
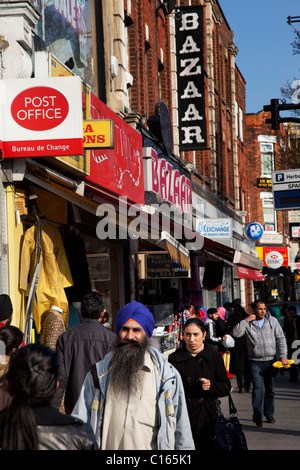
[0,291,297,450]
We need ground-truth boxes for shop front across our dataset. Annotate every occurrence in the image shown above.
[256,246,294,304]
[192,189,264,311]
[1,71,144,340]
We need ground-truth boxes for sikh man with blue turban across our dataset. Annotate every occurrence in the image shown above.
[72,301,194,450]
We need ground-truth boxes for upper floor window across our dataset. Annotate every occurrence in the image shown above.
[260,142,274,176]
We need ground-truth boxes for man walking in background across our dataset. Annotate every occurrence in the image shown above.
[55,291,116,414]
[232,299,288,427]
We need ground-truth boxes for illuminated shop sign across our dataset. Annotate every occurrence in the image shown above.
[175,5,207,150]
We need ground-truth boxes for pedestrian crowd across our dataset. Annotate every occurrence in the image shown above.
[0,291,297,450]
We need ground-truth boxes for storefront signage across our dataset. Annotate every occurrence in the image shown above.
[175,5,207,150]
[256,246,289,268]
[143,146,192,216]
[272,169,300,210]
[245,222,264,241]
[196,218,232,239]
[86,93,144,205]
[265,251,284,269]
[291,226,300,238]
[257,177,272,188]
[1,77,83,158]
[143,253,190,279]
[83,120,113,148]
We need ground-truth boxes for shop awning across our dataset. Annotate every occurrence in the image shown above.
[237,266,266,281]
[156,231,190,271]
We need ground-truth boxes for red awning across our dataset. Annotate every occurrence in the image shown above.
[237,266,266,281]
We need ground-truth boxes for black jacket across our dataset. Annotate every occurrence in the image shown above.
[0,405,98,450]
[168,343,231,441]
[283,315,300,350]
[55,318,116,413]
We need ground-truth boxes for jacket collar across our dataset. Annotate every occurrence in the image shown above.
[172,342,213,363]
[32,405,79,426]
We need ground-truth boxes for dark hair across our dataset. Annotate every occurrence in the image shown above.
[251,300,265,310]
[81,291,104,319]
[287,306,297,312]
[0,326,23,356]
[207,307,218,316]
[183,317,206,333]
[0,343,59,450]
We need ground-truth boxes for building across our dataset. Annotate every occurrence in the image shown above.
[245,110,296,304]
[0,0,263,343]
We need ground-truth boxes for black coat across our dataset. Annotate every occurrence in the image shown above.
[168,343,231,447]
[55,318,116,413]
[283,316,300,351]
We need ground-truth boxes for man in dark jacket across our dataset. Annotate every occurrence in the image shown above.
[283,305,300,382]
[55,292,116,413]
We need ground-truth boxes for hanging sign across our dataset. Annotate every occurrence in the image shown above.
[175,5,207,150]
[1,76,84,158]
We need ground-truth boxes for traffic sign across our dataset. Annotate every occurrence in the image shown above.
[272,169,300,210]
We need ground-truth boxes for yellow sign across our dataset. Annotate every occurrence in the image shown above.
[83,120,114,149]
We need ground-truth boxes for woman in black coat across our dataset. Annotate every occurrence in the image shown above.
[168,318,231,450]
[226,305,251,392]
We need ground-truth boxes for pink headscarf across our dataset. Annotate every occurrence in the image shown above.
[217,307,226,321]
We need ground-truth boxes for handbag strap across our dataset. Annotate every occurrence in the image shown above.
[228,393,237,415]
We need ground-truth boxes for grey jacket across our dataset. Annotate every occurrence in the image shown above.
[71,346,195,450]
[232,312,287,361]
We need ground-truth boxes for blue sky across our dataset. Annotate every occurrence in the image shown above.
[219,0,300,113]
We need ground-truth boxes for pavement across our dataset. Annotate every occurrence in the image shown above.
[220,370,300,450]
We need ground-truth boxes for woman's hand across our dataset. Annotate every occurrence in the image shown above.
[200,378,211,390]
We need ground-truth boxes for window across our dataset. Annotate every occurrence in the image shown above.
[260,143,274,176]
[262,199,276,231]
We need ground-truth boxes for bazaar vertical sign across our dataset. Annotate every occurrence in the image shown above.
[175,6,207,150]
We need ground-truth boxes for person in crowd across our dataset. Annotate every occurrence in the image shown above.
[227,304,251,393]
[232,299,288,427]
[224,302,233,320]
[39,305,66,351]
[55,291,116,414]
[0,294,13,327]
[71,300,194,450]
[204,307,228,351]
[0,325,24,411]
[0,344,97,450]
[168,318,231,450]
[270,306,284,327]
[101,310,112,330]
[283,305,300,383]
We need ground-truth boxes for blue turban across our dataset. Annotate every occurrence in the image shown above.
[115,301,155,338]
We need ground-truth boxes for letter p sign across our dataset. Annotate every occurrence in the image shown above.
[275,173,284,182]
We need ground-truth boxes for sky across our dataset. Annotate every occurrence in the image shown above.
[219,0,300,114]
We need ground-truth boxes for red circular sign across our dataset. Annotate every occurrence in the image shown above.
[11,86,69,131]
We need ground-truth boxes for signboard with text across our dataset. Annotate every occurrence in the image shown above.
[175,6,207,150]
[272,169,300,210]
[86,93,144,205]
[1,77,83,158]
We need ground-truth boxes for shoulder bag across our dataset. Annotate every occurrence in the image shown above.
[214,393,248,450]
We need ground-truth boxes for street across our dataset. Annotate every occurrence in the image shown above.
[220,370,300,450]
